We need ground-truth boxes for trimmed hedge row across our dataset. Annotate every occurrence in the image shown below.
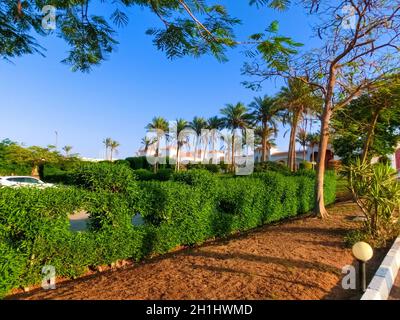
[0,165,336,298]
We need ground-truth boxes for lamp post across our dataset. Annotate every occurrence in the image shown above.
[352,241,373,293]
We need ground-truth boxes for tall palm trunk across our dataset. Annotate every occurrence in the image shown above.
[231,133,235,172]
[288,124,296,171]
[261,121,267,162]
[176,144,180,172]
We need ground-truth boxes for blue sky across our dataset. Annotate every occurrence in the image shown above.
[0,1,318,159]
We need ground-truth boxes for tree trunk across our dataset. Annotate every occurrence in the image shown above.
[361,110,380,164]
[288,113,300,172]
[231,133,235,172]
[31,164,40,178]
[314,103,334,218]
[262,121,267,162]
[311,145,315,169]
[176,144,180,172]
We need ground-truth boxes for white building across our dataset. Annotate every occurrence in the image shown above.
[255,143,400,172]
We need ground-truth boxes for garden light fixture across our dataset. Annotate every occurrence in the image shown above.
[352,242,373,293]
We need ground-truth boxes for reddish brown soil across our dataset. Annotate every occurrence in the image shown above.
[389,272,400,300]
[8,201,389,300]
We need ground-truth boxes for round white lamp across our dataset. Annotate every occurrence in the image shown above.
[352,242,373,293]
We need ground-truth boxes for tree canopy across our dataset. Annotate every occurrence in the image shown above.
[1,0,295,71]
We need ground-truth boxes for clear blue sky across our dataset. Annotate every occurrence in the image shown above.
[0,1,318,159]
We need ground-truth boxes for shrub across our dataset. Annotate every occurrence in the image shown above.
[71,162,137,193]
[254,161,291,175]
[0,242,26,298]
[216,177,266,231]
[299,161,313,170]
[204,164,220,173]
[253,172,299,223]
[0,164,337,298]
[324,170,337,205]
[133,169,155,181]
[172,169,217,195]
[155,168,174,181]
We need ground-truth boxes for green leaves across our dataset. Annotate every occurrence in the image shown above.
[345,159,400,237]
[249,0,291,10]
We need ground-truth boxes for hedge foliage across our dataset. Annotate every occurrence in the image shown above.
[0,164,336,298]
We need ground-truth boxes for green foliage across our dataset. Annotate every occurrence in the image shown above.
[299,161,313,170]
[332,91,400,164]
[254,161,291,174]
[1,1,242,71]
[133,169,156,181]
[126,156,151,170]
[0,166,336,298]
[71,162,137,193]
[345,160,400,239]
[0,242,26,299]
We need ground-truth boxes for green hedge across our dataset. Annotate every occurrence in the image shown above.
[0,169,336,298]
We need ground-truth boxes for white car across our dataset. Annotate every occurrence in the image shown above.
[0,176,54,188]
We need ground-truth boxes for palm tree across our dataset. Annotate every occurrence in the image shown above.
[174,118,189,172]
[103,138,112,161]
[140,137,155,154]
[220,103,254,171]
[306,132,320,169]
[207,116,224,164]
[296,128,308,161]
[249,95,281,162]
[276,78,321,171]
[62,145,73,157]
[189,116,207,162]
[146,117,169,172]
[255,126,277,161]
[109,140,120,162]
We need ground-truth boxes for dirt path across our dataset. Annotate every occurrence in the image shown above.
[8,201,388,300]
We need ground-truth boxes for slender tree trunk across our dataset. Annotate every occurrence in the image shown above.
[31,164,39,178]
[311,145,315,169]
[110,149,113,162]
[361,110,380,164]
[262,121,267,162]
[314,70,336,218]
[154,140,160,173]
[287,110,302,171]
[176,144,180,172]
[231,133,235,172]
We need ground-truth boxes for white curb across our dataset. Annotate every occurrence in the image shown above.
[361,237,400,300]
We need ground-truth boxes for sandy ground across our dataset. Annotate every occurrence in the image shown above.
[8,201,389,300]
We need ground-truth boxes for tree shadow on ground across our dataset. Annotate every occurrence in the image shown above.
[188,250,339,274]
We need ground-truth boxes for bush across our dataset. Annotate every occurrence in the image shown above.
[0,242,26,298]
[254,161,291,175]
[299,161,313,170]
[125,157,151,170]
[253,172,299,222]
[155,168,174,181]
[216,177,266,231]
[71,162,138,193]
[133,169,155,181]
[0,165,337,298]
